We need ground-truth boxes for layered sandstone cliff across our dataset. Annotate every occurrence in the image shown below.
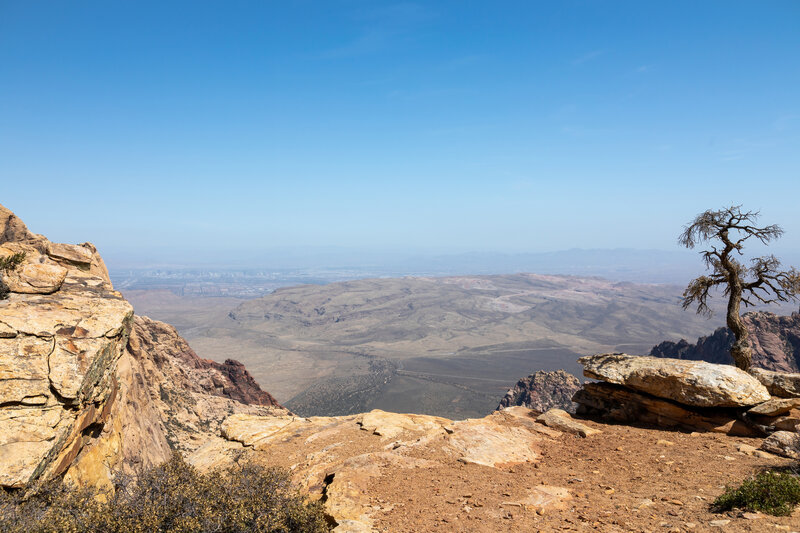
[0,204,285,490]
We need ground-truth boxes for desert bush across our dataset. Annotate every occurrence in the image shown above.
[0,452,330,533]
[712,469,800,516]
[0,252,26,272]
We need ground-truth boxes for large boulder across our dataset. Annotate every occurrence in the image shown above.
[579,353,770,408]
[1,261,67,294]
[760,431,800,459]
[573,382,761,436]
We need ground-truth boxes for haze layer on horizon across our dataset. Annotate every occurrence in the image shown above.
[2,1,799,261]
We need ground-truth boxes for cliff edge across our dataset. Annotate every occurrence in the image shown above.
[0,204,285,490]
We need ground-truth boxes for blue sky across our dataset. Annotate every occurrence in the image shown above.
[1,1,799,264]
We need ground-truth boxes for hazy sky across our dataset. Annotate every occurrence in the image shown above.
[2,1,799,261]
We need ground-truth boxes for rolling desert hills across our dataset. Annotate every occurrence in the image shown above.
[125,273,785,419]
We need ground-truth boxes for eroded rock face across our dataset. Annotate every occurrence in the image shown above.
[126,315,281,409]
[580,353,770,408]
[0,208,131,489]
[0,267,132,487]
[0,203,286,490]
[651,310,800,373]
[61,314,289,489]
[498,369,581,413]
[0,206,47,249]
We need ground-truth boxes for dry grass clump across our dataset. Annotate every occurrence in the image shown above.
[0,452,330,532]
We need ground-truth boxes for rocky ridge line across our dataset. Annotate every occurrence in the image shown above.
[650,310,800,372]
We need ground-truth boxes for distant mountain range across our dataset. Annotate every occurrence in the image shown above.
[109,247,707,286]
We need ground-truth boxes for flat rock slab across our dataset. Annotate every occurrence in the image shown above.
[220,413,303,448]
[537,408,601,437]
[747,397,800,416]
[47,242,93,266]
[358,409,450,441]
[445,414,543,467]
[507,485,572,513]
[750,368,800,398]
[580,353,770,408]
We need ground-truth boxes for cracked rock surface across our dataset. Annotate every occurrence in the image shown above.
[0,203,287,490]
[0,252,132,487]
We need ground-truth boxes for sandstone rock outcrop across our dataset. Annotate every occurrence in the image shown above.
[0,203,285,490]
[0,207,47,248]
[0,257,133,488]
[573,382,761,436]
[573,353,800,438]
[579,353,770,407]
[749,367,800,398]
[497,369,581,413]
[200,407,566,531]
[746,397,800,416]
[650,310,800,373]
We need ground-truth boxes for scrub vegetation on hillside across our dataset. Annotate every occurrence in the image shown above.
[0,453,330,533]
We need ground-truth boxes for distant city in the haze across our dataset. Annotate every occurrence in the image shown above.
[110,247,700,297]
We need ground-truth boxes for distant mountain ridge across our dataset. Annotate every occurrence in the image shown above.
[650,310,800,372]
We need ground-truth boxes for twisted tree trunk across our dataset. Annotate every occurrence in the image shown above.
[726,278,752,370]
[719,229,752,371]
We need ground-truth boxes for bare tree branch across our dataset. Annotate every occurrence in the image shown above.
[679,205,799,370]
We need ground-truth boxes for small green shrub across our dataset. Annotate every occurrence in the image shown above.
[713,470,800,516]
[0,251,26,300]
[0,252,26,272]
[0,452,330,533]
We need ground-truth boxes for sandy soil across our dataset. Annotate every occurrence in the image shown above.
[366,420,800,532]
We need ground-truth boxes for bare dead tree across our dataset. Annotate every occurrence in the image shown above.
[679,205,800,370]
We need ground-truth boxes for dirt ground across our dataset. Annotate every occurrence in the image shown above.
[366,419,800,532]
